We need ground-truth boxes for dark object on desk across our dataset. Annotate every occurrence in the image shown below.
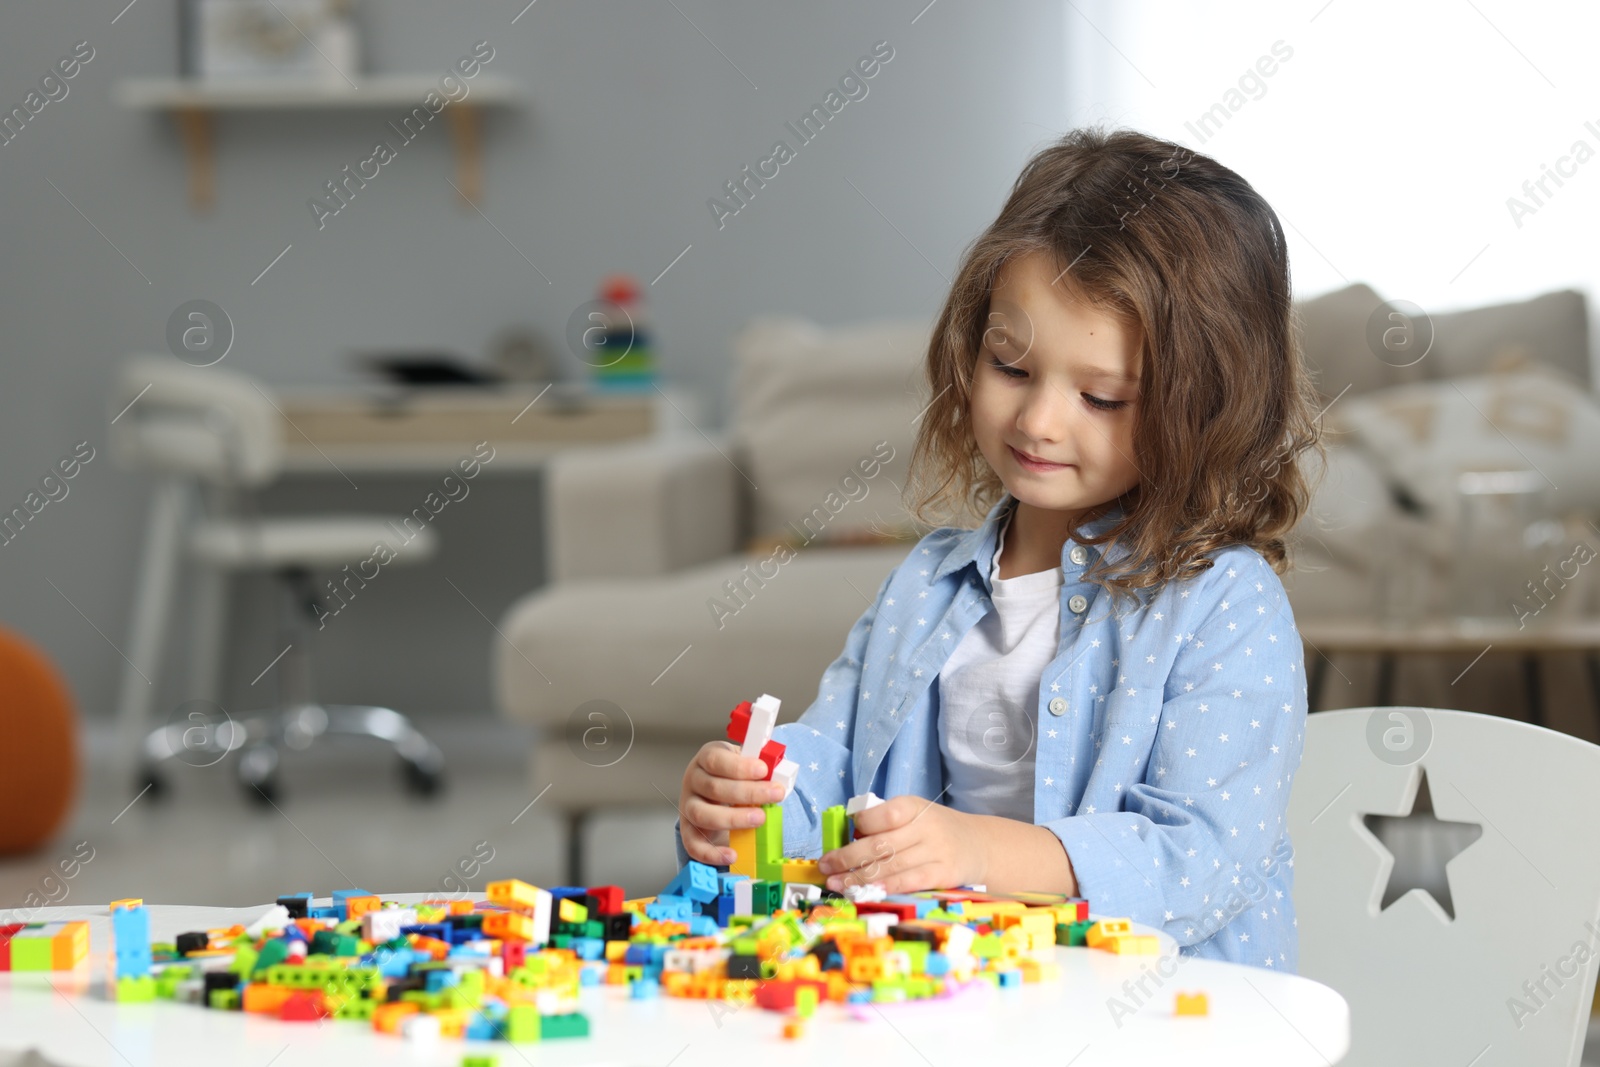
[354,351,503,386]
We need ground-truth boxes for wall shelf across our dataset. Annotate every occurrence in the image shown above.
[113,76,522,212]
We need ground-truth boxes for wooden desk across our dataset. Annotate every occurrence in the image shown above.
[1299,616,1600,729]
[273,384,697,473]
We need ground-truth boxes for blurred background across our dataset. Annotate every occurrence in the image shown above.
[2,3,1599,1047]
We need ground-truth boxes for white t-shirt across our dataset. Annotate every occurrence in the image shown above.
[937,505,1062,823]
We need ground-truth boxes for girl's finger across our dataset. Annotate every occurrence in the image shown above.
[684,793,768,834]
[702,742,771,781]
[689,765,785,808]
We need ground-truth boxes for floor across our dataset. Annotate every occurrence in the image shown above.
[0,715,682,912]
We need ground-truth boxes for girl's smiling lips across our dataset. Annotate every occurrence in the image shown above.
[1009,445,1072,470]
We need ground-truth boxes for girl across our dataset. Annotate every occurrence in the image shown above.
[676,126,1324,971]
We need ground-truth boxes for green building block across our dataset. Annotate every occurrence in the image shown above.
[117,975,157,1003]
[209,988,240,1010]
[458,970,485,1010]
[154,964,193,999]
[821,805,848,853]
[540,1011,590,1039]
[461,1056,499,1067]
[500,1004,541,1043]
[1065,919,1095,947]
[970,933,1002,959]
[892,940,930,971]
[336,995,376,1020]
[871,978,908,1003]
[9,935,54,972]
[755,802,784,883]
[253,938,289,975]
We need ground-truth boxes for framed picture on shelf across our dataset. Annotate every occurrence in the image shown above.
[179,0,360,82]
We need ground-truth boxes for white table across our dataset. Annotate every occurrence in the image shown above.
[1,897,1350,1067]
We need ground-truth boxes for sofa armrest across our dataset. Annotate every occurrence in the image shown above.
[545,434,743,582]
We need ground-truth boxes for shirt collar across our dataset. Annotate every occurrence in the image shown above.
[930,492,1130,593]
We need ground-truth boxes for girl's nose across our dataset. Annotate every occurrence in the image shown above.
[1015,386,1066,443]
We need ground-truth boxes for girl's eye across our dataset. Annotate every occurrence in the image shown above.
[986,353,1026,378]
[1083,394,1127,412]
[985,351,1130,410]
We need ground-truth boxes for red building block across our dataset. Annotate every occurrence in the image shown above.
[279,990,329,1022]
[758,740,786,780]
[0,923,24,971]
[726,701,753,744]
[588,885,624,914]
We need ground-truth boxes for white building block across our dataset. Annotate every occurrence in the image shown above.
[741,693,781,759]
[772,759,799,798]
[846,792,884,816]
[781,883,821,910]
[733,879,753,917]
[401,1014,441,1043]
[244,904,290,938]
[842,882,886,903]
[362,906,417,944]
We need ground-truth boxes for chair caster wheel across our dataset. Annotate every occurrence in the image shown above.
[239,744,280,806]
[246,779,279,806]
[137,768,168,801]
[401,757,443,797]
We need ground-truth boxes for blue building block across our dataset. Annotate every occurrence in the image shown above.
[645,895,691,922]
[464,1012,498,1040]
[661,861,720,905]
[997,969,1022,988]
[111,905,152,978]
[569,937,605,961]
[686,915,718,937]
[307,906,341,921]
[623,944,654,966]
[630,978,660,999]
[374,947,416,978]
[425,970,460,992]
[715,893,737,927]
[548,886,589,901]
[925,952,949,976]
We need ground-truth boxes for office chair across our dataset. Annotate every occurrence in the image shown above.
[109,354,446,804]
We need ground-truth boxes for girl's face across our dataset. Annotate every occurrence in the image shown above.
[969,249,1144,520]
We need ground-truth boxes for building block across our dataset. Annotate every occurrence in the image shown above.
[846,792,884,816]
[821,805,848,853]
[116,975,157,1003]
[0,923,23,971]
[1108,934,1159,955]
[740,694,781,760]
[772,759,799,799]
[757,739,787,780]
[1085,919,1131,949]
[780,859,826,887]
[1175,991,1209,1016]
[728,826,759,877]
[112,904,152,978]
[754,802,784,884]
[725,700,753,744]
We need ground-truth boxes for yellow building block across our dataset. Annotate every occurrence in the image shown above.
[1176,991,1209,1016]
[728,826,758,878]
[1108,934,1160,955]
[780,858,826,886]
[1085,918,1132,949]
[486,879,545,912]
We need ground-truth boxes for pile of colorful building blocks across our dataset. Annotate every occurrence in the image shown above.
[0,694,1206,1044]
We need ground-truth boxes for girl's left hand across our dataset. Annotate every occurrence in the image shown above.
[817,795,986,895]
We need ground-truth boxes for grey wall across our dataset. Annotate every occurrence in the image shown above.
[0,0,1067,719]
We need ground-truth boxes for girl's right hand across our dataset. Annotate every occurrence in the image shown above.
[678,740,788,866]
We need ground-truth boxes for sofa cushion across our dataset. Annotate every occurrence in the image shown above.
[730,316,930,547]
[495,542,909,736]
[1293,284,1592,404]
[1329,367,1600,527]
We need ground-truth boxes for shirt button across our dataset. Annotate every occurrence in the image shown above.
[1068,594,1088,613]
[1069,545,1088,565]
[1048,697,1068,716]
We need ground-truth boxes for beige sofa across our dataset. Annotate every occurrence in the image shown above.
[495,288,1597,882]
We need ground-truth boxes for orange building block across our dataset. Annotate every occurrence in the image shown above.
[343,896,382,922]
[1085,919,1132,949]
[372,1001,420,1034]
[242,983,295,1015]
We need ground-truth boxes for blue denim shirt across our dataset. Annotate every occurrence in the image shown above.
[675,492,1306,971]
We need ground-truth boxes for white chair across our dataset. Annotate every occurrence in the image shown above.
[1288,707,1600,1066]
[109,354,446,803]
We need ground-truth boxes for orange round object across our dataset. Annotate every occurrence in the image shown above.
[0,626,80,854]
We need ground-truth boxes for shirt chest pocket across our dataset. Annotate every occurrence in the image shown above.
[1095,686,1164,756]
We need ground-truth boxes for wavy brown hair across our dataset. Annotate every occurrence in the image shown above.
[905,126,1326,608]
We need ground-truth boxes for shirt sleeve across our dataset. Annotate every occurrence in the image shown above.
[673,567,895,869]
[1039,575,1306,944]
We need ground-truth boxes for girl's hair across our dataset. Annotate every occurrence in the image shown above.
[905,125,1326,607]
